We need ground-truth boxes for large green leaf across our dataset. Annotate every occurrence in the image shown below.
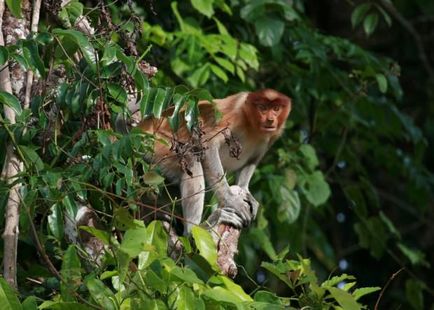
[5,0,21,18]
[119,226,149,258]
[191,226,218,270]
[48,203,64,240]
[0,91,22,116]
[0,277,22,310]
[107,83,127,104]
[191,0,214,18]
[85,277,117,310]
[19,145,44,172]
[299,171,331,207]
[52,29,96,69]
[61,246,82,302]
[254,16,285,46]
[327,287,361,310]
[363,13,379,36]
[22,40,46,77]
[175,286,205,310]
[0,46,9,66]
[351,3,371,28]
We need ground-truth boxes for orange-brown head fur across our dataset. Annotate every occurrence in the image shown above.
[243,89,291,137]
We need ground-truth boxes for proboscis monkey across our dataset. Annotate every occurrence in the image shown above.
[138,89,291,234]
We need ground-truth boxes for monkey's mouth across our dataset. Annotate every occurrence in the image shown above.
[261,126,277,132]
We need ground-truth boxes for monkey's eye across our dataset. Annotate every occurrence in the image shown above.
[273,105,280,112]
[257,104,267,112]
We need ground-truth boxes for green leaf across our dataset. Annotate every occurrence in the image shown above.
[120,227,149,258]
[169,266,204,284]
[328,287,361,310]
[19,145,44,171]
[22,296,37,310]
[168,93,186,131]
[321,274,355,288]
[191,226,218,270]
[79,226,111,245]
[22,40,46,77]
[39,301,96,310]
[250,228,277,260]
[185,97,200,130]
[85,277,117,310]
[363,13,379,36]
[143,171,165,186]
[299,144,319,170]
[254,17,285,47]
[59,0,84,25]
[210,64,228,82]
[138,221,168,269]
[218,276,253,301]
[152,87,171,118]
[202,286,244,305]
[52,29,96,69]
[61,246,82,302]
[0,91,22,116]
[354,217,388,259]
[397,243,429,267]
[5,0,21,18]
[378,6,392,27]
[0,277,22,310]
[175,286,205,310]
[107,83,127,104]
[188,63,211,87]
[375,73,388,93]
[299,171,331,207]
[214,57,234,74]
[0,47,9,66]
[405,279,424,310]
[351,3,371,28]
[48,203,64,240]
[191,0,214,18]
[278,187,301,223]
[352,286,381,301]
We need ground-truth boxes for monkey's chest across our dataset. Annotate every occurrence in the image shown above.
[219,138,266,172]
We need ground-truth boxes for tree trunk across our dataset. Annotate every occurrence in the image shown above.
[0,0,31,288]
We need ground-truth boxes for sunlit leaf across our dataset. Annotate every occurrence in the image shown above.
[85,277,117,310]
[191,226,218,269]
[352,286,381,301]
[327,287,361,310]
[143,171,165,186]
[191,0,214,18]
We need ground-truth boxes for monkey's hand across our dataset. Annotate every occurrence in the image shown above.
[218,185,259,228]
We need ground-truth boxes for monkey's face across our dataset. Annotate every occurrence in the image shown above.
[254,103,285,132]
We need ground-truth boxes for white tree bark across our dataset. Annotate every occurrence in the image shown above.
[0,0,31,288]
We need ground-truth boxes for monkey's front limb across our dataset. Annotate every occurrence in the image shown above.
[203,147,258,228]
[204,185,258,278]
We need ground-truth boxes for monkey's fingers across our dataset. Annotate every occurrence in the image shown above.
[219,207,245,229]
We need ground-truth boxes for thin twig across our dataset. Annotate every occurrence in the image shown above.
[374,267,405,310]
